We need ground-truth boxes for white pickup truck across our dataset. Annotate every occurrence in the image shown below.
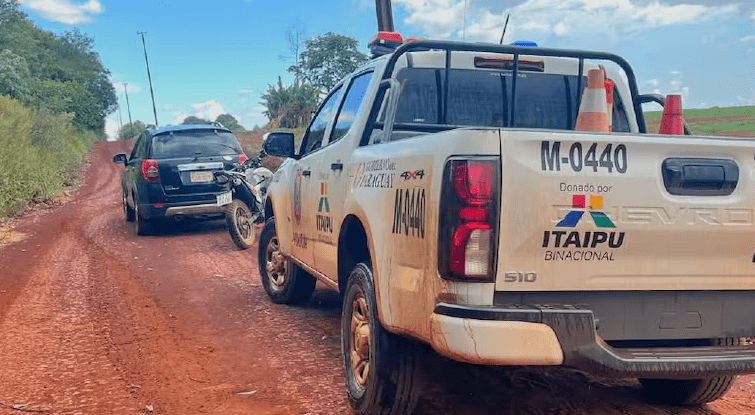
[259,35,755,414]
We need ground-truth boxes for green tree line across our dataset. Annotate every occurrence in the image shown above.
[0,0,115,218]
[0,0,116,135]
[260,31,368,129]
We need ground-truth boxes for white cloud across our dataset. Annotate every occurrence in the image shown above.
[111,80,142,95]
[741,35,755,42]
[244,104,269,129]
[173,99,227,125]
[394,0,739,43]
[19,0,103,25]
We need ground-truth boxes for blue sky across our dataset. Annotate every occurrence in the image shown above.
[16,0,755,139]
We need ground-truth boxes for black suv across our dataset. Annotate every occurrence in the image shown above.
[113,124,247,235]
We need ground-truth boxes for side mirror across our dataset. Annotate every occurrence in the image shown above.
[113,153,127,165]
[263,132,296,158]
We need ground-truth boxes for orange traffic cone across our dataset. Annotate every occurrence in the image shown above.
[659,94,684,135]
[605,79,615,132]
[575,69,609,132]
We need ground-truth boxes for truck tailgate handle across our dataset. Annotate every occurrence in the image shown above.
[662,158,738,196]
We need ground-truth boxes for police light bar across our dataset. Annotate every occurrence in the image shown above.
[369,31,404,56]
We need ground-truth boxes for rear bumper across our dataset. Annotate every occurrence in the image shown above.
[139,201,226,219]
[432,303,755,378]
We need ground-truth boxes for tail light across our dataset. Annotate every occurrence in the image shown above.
[439,158,500,281]
[239,153,249,164]
[141,159,159,182]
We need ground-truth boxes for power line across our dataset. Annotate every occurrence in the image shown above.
[138,31,159,127]
[124,83,133,127]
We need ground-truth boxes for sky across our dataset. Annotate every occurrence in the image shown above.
[14,0,755,140]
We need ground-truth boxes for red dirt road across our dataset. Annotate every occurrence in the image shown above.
[0,141,753,415]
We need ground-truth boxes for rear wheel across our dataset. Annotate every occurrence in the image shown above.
[258,217,315,304]
[123,190,135,222]
[341,263,423,415]
[134,196,152,236]
[226,199,256,249]
[640,337,741,405]
[640,376,735,405]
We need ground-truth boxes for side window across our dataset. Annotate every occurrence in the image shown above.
[300,86,343,156]
[330,71,374,143]
[129,134,144,161]
[136,134,149,159]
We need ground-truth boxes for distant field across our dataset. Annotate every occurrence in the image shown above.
[644,105,755,137]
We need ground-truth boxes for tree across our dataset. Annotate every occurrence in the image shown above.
[215,114,244,131]
[0,49,31,103]
[119,121,146,140]
[182,116,209,125]
[261,76,319,129]
[282,17,306,79]
[288,32,368,93]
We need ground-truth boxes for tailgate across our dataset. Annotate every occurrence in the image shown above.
[497,130,755,291]
[158,156,233,198]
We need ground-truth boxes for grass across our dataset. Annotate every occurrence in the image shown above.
[644,105,755,136]
[0,95,97,218]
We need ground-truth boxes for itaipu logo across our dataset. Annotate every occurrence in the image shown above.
[557,194,615,228]
[543,194,625,250]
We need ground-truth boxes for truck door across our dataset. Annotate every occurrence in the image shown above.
[313,71,375,278]
[290,86,344,268]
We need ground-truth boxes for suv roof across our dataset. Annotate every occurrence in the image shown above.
[147,123,231,136]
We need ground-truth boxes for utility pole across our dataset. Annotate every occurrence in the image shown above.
[138,31,159,127]
[117,98,123,139]
[124,83,133,126]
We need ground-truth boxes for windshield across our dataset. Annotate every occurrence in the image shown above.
[391,67,629,132]
[150,130,242,159]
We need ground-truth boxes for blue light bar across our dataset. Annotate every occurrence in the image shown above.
[511,40,538,47]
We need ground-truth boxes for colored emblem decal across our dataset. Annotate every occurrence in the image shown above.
[293,169,302,225]
[318,182,330,213]
[557,194,615,228]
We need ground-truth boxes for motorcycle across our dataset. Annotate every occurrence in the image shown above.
[214,152,273,249]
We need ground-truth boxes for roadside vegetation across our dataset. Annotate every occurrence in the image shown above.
[0,0,115,218]
[645,105,755,137]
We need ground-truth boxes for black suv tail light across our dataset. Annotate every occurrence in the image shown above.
[439,158,500,281]
[141,159,160,182]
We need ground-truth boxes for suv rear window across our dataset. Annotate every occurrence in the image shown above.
[393,68,629,132]
[150,130,242,159]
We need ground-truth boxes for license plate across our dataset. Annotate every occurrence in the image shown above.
[190,171,214,183]
[216,191,232,206]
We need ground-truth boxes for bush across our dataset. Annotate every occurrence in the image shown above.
[0,95,95,217]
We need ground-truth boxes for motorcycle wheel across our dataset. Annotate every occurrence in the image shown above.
[226,199,256,249]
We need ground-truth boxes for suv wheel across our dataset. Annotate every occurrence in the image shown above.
[258,217,315,304]
[341,263,423,415]
[134,196,152,236]
[123,191,135,222]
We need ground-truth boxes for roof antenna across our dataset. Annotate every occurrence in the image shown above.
[499,14,510,45]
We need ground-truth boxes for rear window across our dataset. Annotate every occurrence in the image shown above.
[150,130,242,159]
[392,68,629,132]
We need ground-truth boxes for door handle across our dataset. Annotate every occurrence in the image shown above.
[331,163,343,171]
[302,169,311,177]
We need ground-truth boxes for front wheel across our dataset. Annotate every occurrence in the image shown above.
[258,217,315,305]
[226,199,256,249]
[341,263,423,415]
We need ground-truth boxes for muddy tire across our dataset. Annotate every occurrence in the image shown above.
[640,376,735,405]
[134,198,152,236]
[341,263,423,415]
[123,191,135,222]
[641,338,742,404]
[258,217,315,305]
[226,199,256,249]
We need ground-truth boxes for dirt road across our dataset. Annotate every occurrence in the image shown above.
[0,141,753,414]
